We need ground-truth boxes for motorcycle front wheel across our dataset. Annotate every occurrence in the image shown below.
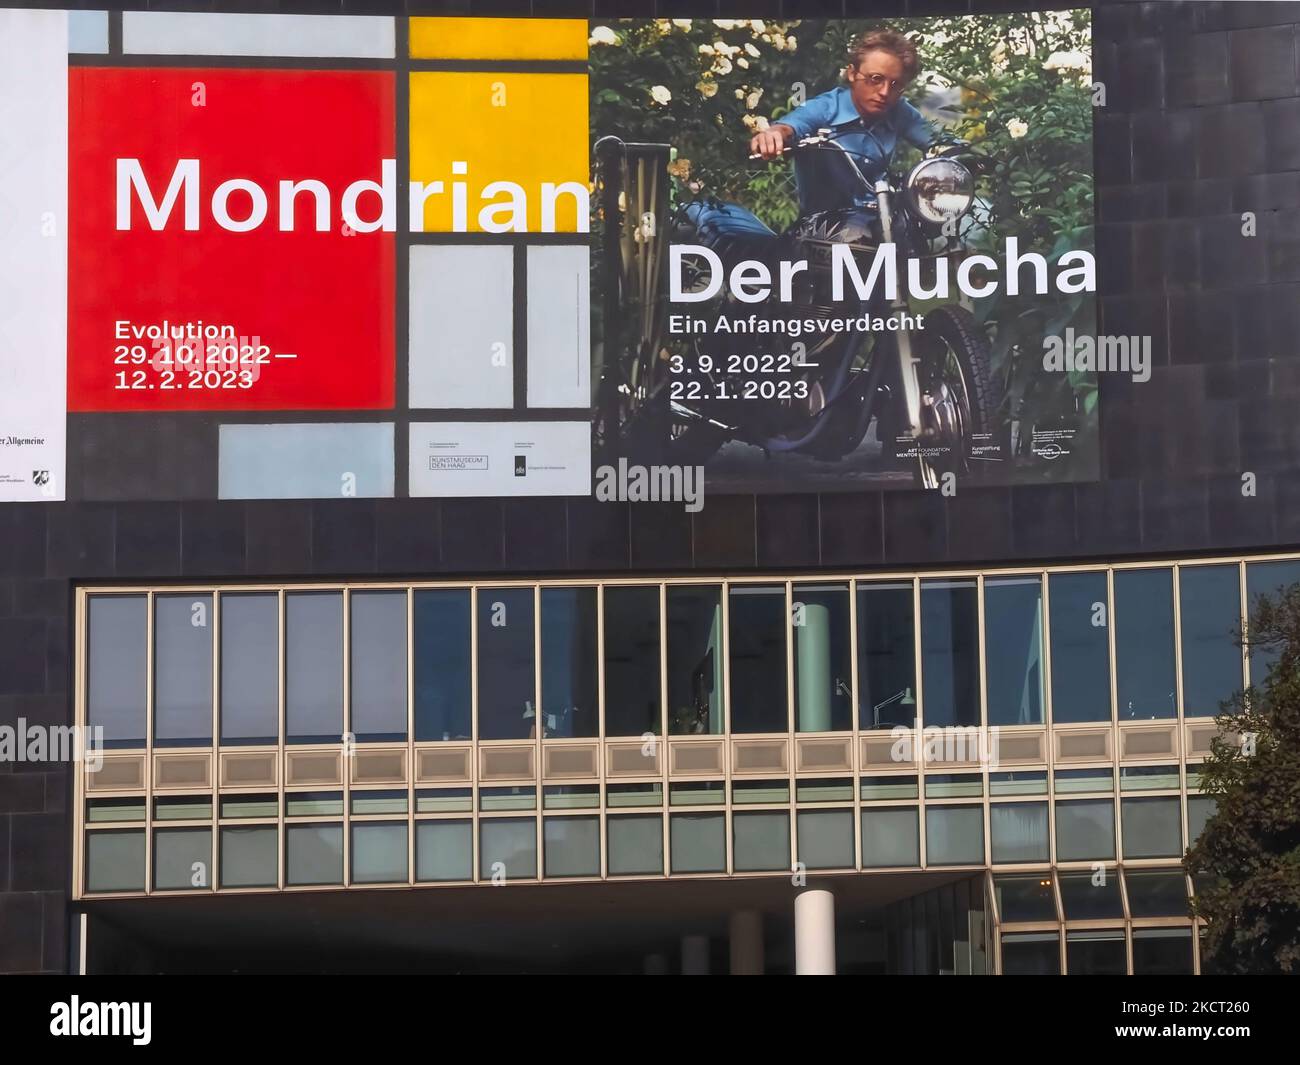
[911,304,995,490]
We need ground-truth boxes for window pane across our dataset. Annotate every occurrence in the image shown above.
[540,588,598,739]
[670,813,725,873]
[857,581,916,730]
[1055,799,1115,861]
[1245,560,1300,685]
[220,593,278,745]
[154,594,213,746]
[415,820,472,882]
[86,830,145,892]
[1001,933,1060,974]
[1048,572,1110,723]
[1188,795,1216,844]
[1059,870,1124,920]
[604,586,661,737]
[414,589,470,742]
[990,802,1048,863]
[154,828,211,891]
[543,816,600,877]
[1122,796,1182,858]
[733,811,790,872]
[1115,568,1177,720]
[984,577,1044,726]
[797,809,854,869]
[667,584,723,735]
[920,580,980,727]
[350,591,407,741]
[286,823,343,885]
[608,815,663,875]
[479,818,537,879]
[87,595,147,747]
[1179,565,1242,718]
[995,874,1056,922]
[1132,928,1193,974]
[1067,931,1126,974]
[286,592,343,743]
[1126,870,1189,917]
[351,822,407,883]
[477,589,535,741]
[925,805,984,865]
[220,826,277,887]
[792,584,852,733]
[729,585,788,734]
[861,808,920,867]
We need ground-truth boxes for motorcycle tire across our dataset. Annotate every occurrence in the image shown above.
[911,304,996,490]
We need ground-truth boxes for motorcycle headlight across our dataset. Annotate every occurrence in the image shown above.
[906,157,974,225]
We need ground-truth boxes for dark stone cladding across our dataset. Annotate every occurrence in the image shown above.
[3,0,1300,973]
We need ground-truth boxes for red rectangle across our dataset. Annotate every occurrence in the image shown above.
[69,67,395,411]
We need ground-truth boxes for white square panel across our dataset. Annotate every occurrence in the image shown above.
[527,245,589,408]
[409,421,589,497]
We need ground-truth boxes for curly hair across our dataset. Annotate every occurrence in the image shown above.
[847,28,920,83]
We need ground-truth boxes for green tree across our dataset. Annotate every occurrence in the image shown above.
[1185,584,1300,974]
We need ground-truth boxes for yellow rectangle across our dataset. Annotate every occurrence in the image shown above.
[410,17,588,61]
[409,71,589,234]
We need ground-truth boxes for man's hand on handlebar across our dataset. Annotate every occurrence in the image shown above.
[748,123,794,160]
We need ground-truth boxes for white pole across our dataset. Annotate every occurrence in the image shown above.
[795,889,836,975]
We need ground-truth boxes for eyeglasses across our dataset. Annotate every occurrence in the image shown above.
[852,70,906,95]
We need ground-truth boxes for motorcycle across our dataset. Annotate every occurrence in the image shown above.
[592,125,998,490]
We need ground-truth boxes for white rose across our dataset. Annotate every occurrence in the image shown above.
[699,43,715,55]
[744,42,760,58]
[770,34,784,51]
[736,56,749,69]
[1007,117,1028,139]
[750,20,766,34]
[742,114,759,131]
[785,35,797,52]
[650,85,672,106]
[696,79,719,99]
[673,19,692,30]
[588,25,618,46]
[712,55,733,75]
[754,115,769,131]
[745,89,763,109]
[735,88,745,99]
[712,40,731,55]
[713,19,737,30]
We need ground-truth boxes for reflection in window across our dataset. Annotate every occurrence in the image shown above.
[857,581,916,730]
[154,594,213,746]
[1001,933,1060,974]
[984,577,1044,726]
[350,591,407,742]
[733,811,790,872]
[1115,568,1177,720]
[1048,572,1111,723]
[1188,794,1217,844]
[220,593,278,745]
[543,816,600,877]
[351,822,407,883]
[286,592,343,744]
[1121,797,1183,858]
[1245,560,1300,685]
[286,823,343,885]
[88,596,147,748]
[670,813,726,873]
[1059,869,1124,920]
[1055,799,1115,861]
[728,585,788,734]
[415,820,472,882]
[994,874,1056,922]
[540,588,598,739]
[414,590,470,742]
[154,828,211,891]
[990,803,1048,863]
[1179,565,1242,718]
[1125,870,1189,918]
[797,809,855,869]
[219,826,277,888]
[861,807,920,867]
[477,589,534,741]
[604,586,661,737]
[608,815,663,875]
[792,584,852,733]
[1132,929,1193,974]
[666,585,723,736]
[1067,931,1126,974]
[479,818,537,879]
[920,580,980,727]
[86,830,145,893]
[925,805,984,865]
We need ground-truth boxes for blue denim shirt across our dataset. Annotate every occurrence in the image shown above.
[780,86,936,214]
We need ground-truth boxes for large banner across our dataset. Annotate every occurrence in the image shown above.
[0,9,1097,502]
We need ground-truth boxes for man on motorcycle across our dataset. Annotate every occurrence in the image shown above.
[748,28,938,215]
